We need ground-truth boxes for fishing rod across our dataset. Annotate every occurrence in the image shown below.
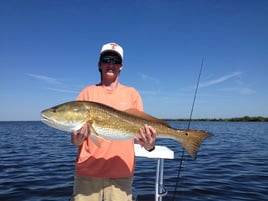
[172,57,204,201]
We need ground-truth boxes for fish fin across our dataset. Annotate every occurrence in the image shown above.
[177,130,213,160]
[89,125,105,147]
[124,108,171,127]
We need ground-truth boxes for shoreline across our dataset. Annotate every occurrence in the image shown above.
[163,116,268,122]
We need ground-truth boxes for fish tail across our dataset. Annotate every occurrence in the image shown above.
[177,130,213,160]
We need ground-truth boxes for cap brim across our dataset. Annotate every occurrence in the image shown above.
[100,50,122,60]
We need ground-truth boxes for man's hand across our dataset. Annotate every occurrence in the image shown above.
[71,124,90,146]
[135,124,156,151]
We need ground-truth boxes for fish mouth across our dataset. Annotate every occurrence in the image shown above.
[40,113,47,121]
[40,113,84,132]
[40,113,52,123]
[40,113,59,127]
[40,114,68,132]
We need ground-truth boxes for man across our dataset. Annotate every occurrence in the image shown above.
[71,42,156,201]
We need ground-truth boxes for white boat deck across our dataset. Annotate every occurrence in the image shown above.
[134,144,175,201]
[134,144,174,159]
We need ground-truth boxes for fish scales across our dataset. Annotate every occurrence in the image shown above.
[41,101,213,159]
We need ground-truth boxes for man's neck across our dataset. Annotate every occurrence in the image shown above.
[100,79,119,90]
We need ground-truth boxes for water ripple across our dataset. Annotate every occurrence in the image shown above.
[0,121,267,200]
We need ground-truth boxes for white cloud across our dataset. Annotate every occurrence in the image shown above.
[26,73,61,84]
[26,73,81,94]
[200,71,241,88]
[220,87,255,95]
[47,88,78,94]
[198,71,255,95]
[140,73,159,84]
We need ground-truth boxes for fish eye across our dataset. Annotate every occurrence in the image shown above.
[52,107,58,113]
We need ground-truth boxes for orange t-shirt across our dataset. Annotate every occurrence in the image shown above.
[75,83,143,178]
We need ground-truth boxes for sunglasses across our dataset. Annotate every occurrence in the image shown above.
[101,57,122,64]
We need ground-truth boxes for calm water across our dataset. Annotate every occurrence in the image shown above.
[0,121,267,201]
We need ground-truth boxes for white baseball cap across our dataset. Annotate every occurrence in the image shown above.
[100,42,123,59]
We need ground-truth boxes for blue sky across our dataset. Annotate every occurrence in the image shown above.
[1,0,268,121]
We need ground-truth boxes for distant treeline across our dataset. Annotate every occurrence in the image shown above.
[163,116,268,122]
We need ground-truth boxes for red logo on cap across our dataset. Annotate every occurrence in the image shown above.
[110,43,117,49]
